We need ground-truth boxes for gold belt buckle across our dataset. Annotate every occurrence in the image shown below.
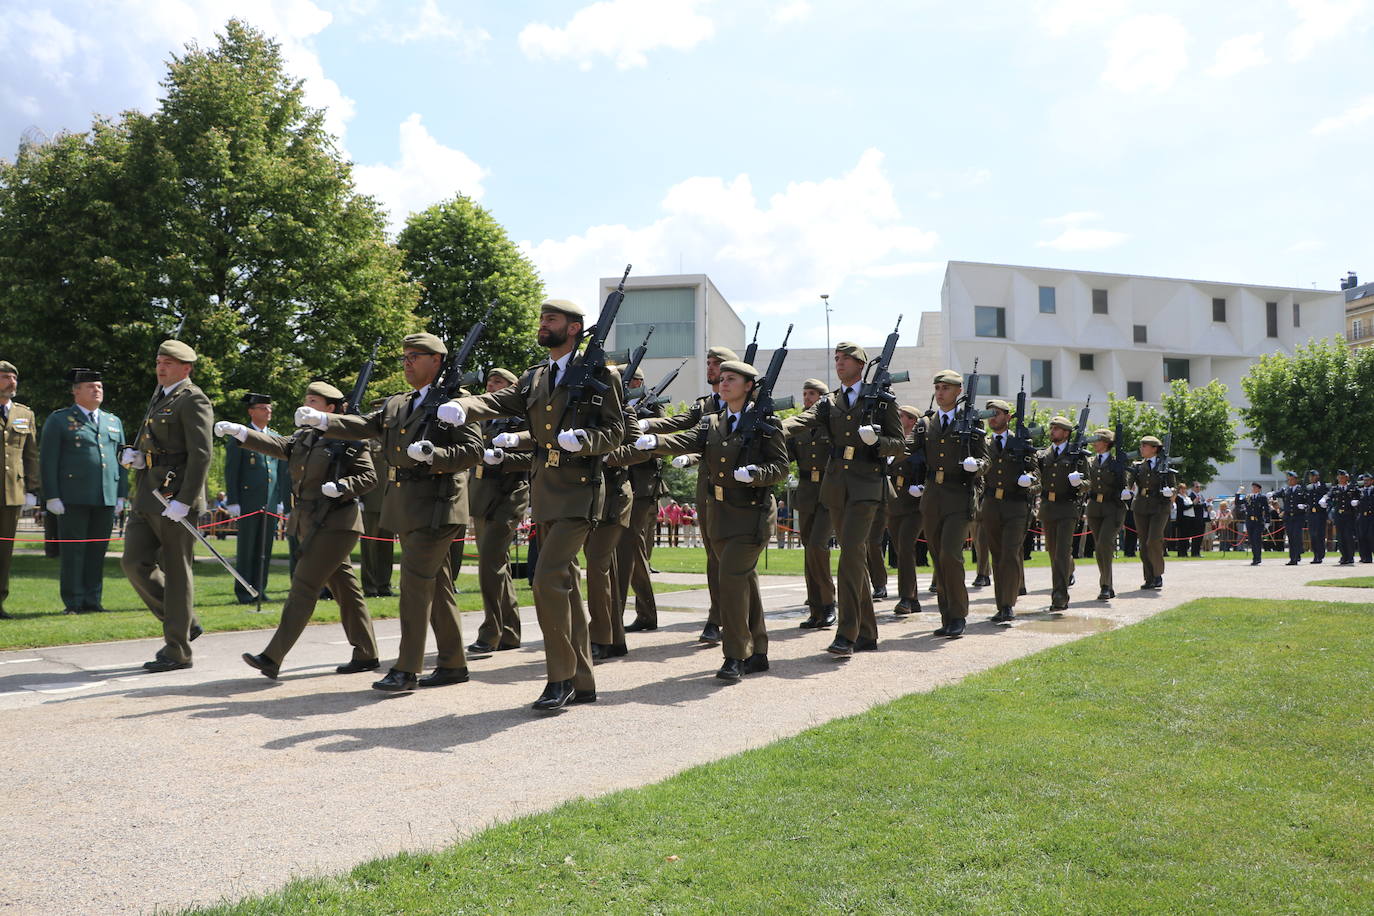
[1049,492,1057,502]
[475,466,485,479]
[546,450,561,468]
[935,468,945,484]
[896,475,905,489]
[1097,493,1104,503]
[714,485,725,501]
[843,446,855,460]
[810,469,820,482]
[995,487,1004,500]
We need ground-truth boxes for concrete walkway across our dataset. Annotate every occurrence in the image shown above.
[1,560,1370,914]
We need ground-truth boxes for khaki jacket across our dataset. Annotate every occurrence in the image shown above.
[979,430,1036,506]
[468,417,532,522]
[1,401,39,506]
[1084,451,1129,509]
[1036,443,1089,517]
[786,422,831,514]
[131,382,214,513]
[783,391,905,505]
[240,428,377,539]
[654,411,787,541]
[1129,458,1177,513]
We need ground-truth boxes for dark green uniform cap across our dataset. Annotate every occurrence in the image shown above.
[706,346,739,362]
[835,341,869,363]
[985,399,1012,413]
[1092,427,1114,443]
[306,380,346,402]
[157,339,197,362]
[541,298,585,319]
[802,378,829,394]
[1049,415,1074,431]
[402,333,447,356]
[717,360,759,380]
[0,360,15,375]
[933,368,962,386]
[1140,435,1163,447]
[487,367,518,385]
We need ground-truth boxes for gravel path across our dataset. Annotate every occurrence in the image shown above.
[1,559,1370,914]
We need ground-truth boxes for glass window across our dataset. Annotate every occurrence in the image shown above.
[1260,453,1273,475]
[1266,301,1278,338]
[1038,286,1056,314]
[1126,381,1144,401]
[1133,324,1147,343]
[1031,359,1053,398]
[983,374,1001,396]
[615,287,696,358]
[1163,358,1191,383]
[975,306,1006,338]
[1079,353,1094,371]
[1092,289,1109,314]
[1293,302,1301,327]
[1212,297,1226,322]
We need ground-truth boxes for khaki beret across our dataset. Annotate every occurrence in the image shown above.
[306,380,346,402]
[1049,416,1074,431]
[898,404,923,419]
[487,367,518,386]
[540,298,585,319]
[933,368,962,386]
[717,360,759,380]
[835,341,869,363]
[157,339,197,363]
[706,346,739,362]
[632,366,644,381]
[402,332,447,356]
[0,360,18,375]
[802,378,829,394]
[1092,427,1115,443]
[985,399,1012,413]
[1139,435,1163,447]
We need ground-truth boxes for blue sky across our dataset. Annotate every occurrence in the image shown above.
[2,0,1371,348]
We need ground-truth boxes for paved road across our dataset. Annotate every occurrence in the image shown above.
[1,559,1369,914]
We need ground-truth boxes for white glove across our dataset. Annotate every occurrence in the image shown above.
[407,441,435,463]
[557,429,587,452]
[733,466,757,483]
[492,432,520,449]
[321,481,343,499]
[115,497,127,512]
[483,448,504,465]
[275,503,284,515]
[437,400,466,425]
[226,504,241,517]
[908,484,925,497]
[637,418,650,433]
[24,492,37,508]
[214,421,248,441]
[857,425,878,445]
[1352,499,1360,507]
[295,405,329,430]
[633,434,657,450]
[161,499,190,522]
[1120,488,1133,500]
[46,498,65,515]
[672,455,692,468]
[1318,496,1328,508]
[1161,486,1175,498]
[1068,471,1084,486]
[1017,474,1033,488]
[962,456,979,472]
[120,447,145,469]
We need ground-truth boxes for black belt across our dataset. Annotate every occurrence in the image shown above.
[392,466,451,482]
[146,451,188,464]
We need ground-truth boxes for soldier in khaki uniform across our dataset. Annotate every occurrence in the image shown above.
[886,404,926,616]
[635,360,787,678]
[788,378,836,628]
[867,490,889,600]
[1127,435,1176,590]
[359,426,395,597]
[217,381,381,678]
[619,368,664,632]
[466,368,530,655]
[784,343,905,656]
[0,360,39,619]
[439,299,626,711]
[1083,428,1130,600]
[119,340,214,670]
[1036,417,1089,611]
[298,332,483,692]
[905,369,988,638]
[978,400,1036,623]
[587,409,634,660]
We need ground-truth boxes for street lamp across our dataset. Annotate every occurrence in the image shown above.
[820,293,832,389]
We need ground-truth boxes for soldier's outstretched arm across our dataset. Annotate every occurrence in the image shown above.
[641,401,702,434]
[652,425,707,458]
[781,402,821,434]
[323,406,386,441]
[239,428,294,462]
[455,383,528,424]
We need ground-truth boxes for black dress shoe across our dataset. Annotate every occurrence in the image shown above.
[1250,560,1262,566]
[591,642,609,660]
[496,642,520,651]
[142,655,192,673]
[372,668,417,692]
[606,643,628,658]
[336,658,381,674]
[533,679,575,710]
[571,688,598,704]
[854,636,878,652]
[85,604,108,613]
[799,613,821,629]
[1285,560,1299,566]
[64,607,83,615]
[871,586,888,600]
[190,623,203,641]
[1096,590,1111,600]
[971,575,990,588]
[1018,585,1027,596]
[933,617,950,636]
[467,640,496,656]
[625,618,657,632]
[378,588,395,597]
[928,583,939,593]
[1311,559,1323,564]
[990,607,1014,624]
[716,657,745,680]
[893,598,914,616]
[699,623,722,644]
[944,617,965,638]
[1068,573,1076,586]
[818,604,837,627]
[743,653,769,673]
[826,635,855,657]
[242,652,280,679]
[363,590,379,598]
[418,666,469,687]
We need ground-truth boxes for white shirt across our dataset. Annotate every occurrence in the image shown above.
[548,352,573,378]
[937,409,955,427]
[161,378,188,398]
[724,410,742,432]
[79,406,99,425]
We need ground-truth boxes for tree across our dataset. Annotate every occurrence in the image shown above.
[1106,393,1166,456]
[397,195,544,376]
[1159,379,1238,486]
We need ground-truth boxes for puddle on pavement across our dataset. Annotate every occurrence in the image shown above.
[1014,613,1120,635]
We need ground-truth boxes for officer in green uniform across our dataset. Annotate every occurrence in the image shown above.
[0,359,40,620]
[978,399,1036,623]
[119,340,214,671]
[1083,428,1130,599]
[40,368,128,614]
[618,367,664,633]
[358,400,395,597]
[218,381,381,678]
[1127,435,1176,590]
[887,404,926,616]
[224,393,288,603]
[439,299,626,711]
[636,360,788,678]
[1036,416,1089,611]
[788,378,836,628]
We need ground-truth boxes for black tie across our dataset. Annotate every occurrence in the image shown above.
[940,414,949,434]
[548,361,559,393]
[726,414,736,435]
[1,404,8,422]
[996,435,1004,453]
[407,390,423,417]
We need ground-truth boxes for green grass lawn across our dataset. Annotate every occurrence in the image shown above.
[1309,576,1374,588]
[198,597,1374,915]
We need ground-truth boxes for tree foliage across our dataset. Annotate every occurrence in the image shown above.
[1106,393,1166,456]
[1159,379,1238,486]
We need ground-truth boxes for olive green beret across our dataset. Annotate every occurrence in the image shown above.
[306,380,345,402]
[1049,416,1074,431]
[0,360,18,375]
[540,298,585,319]
[898,404,923,419]
[1092,427,1115,443]
[933,368,962,386]
[632,366,644,381]
[717,360,759,380]
[487,367,518,386]
[835,341,869,363]
[157,339,197,363]
[1139,435,1163,447]
[402,332,446,356]
[706,346,739,362]
[985,399,1012,413]
[802,378,829,394]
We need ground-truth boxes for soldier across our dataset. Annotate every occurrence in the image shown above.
[785,343,905,655]
[216,381,381,677]
[1083,428,1130,600]
[978,399,1036,623]
[1357,473,1374,564]
[586,395,635,661]
[1278,471,1307,565]
[358,419,395,597]
[40,369,128,614]
[118,340,213,670]
[466,368,530,655]
[1035,417,1089,611]
[438,299,626,710]
[0,360,40,620]
[1126,435,1176,590]
[1306,469,1329,564]
[886,404,926,616]
[868,498,889,600]
[789,378,837,629]
[1330,469,1359,566]
[634,360,786,678]
[297,332,483,692]
[224,393,288,604]
[618,367,664,633]
[1240,482,1271,565]
[970,511,992,588]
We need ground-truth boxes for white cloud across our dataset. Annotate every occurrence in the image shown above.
[1101,14,1189,92]
[772,1,812,24]
[518,0,715,70]
[1287,0,1367,61]
[1036,212,1128,250]
[368,0,490,49]
[521,148,939,321]
[1286,239,1324,252]
[1311,95,1374,133]
[1036,0,1128,36]
[1207,32,1268,77]
[1044,210,1103,226]
[859,261,944,278]
[353,113,488,234]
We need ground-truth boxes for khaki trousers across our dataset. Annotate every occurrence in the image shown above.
[1134,506,1168,583]
[712,516,770,660]
[616,497,658,625]
[394,525,466,674]
[1040,500,1079,608]
[1085,503,1125,592]
[887,510,922,601]
[533,519,595,690]
[474,513,522,649]
[828,497,880,642]
[975,518,992,578]
[797,505,836,612]
[981,496,1029,609]
[867,505,888,592]
[921,486,974,621]
[121,509,201,663]
[263,527,377,665]
[586,521,626,647]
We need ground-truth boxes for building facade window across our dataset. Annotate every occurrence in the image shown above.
[1031,359,1053,398]
[983,374,1001,396]
[1133,324,1148,343]
[1293,302,1301,327]
[1212,297,1227,322]
[1038,286,1056,314]
[1260,453,1273,475]
[1079,353,1094,370]
[975,305,1006,338]
[1163,357,1191,383]
[1126,381,1144,401]
[615,287,696,357]
[1266,301,1279,338]
[1092,289,1109,314]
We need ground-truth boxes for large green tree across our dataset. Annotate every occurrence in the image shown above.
[1106,393,1166,457]
[1159,379,1238,486]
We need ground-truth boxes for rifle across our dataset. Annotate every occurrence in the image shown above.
[733,324,793,460]
[415,300,497,437]
[621,325,655,399]
[1111,421,1127,474]
[1008,375,1037,459]
[857,315,903,427]
[631,357,688,417]
[952,357,983,458]
[557,264,631,430]
[1064,395,1091,460]
[742,322,760,367]
[301,337,380,554]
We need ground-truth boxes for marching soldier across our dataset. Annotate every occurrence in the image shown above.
[784,343,905,655]
[217,381,381,677]
[1357,473,1374,564]
[1240,482,1270,565]
[1083,428,1130,600]
[587,397,636,661]
[438,299,626,711]
[789,378,837,629]
[618,367,663,633]
[0,360,40,620]
[119,340,213,670]
[297,332,483,692]
[1306,469,1329,564]
[979,400,1036,623]
[224,393,288,603]
[634,360,786,678]
[886,404,926,616]
[466,368,530,655]
[970,511,992,589]
[1331,469,1359,566]
[868,497,889,600]
[1035,417,1088,611]
[40,368,128,614]
[1278,471,1307,565]
[1126,435,1176,590]
[358,426,395,597]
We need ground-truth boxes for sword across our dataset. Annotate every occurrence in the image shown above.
[152,480,260,599]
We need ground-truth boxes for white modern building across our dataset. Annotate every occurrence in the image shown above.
[942,261,1346,493]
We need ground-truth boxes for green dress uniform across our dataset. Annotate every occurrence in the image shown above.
[224,428,288,602]
[1128,448,1177,589]
[237,425,379,668]
[40,404,128,612]
[359,437,394,596]
[1083,441,1129,597]
[120,372,214,665]
[617,398,664,631]
[886,454,923,613]
[469,417,531,650]
[867,485,889,596]
[0,399,40,617]
[786,420,836,626]
[1035,436,1089,610]
[588,430,634,657]
[978,426,1036,618]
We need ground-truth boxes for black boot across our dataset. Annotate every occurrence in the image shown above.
[933,613,950,637]
[336,657,381,674]
[699,623,722,644]
[625,617,657,632]
[826,635,855,657]
[533,679,575,710]
[743,653,769,673]
[818,604,837,627]
[944,616,966,638]
[418,666,469,687]
[716,657,745,680]
[372,668,417,692]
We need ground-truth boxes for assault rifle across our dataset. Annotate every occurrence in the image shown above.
[743,322,760,367]
[952,358,983,458]
[620,325,655,399]
[631,357,688,417]
[1111,421,1127,474]
[1064,395,1091,460]
[734,324,793,458]
[1007,375,1037,459]
[416,300,497,437]
[558,264,631,428]
[857,315,902,426]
